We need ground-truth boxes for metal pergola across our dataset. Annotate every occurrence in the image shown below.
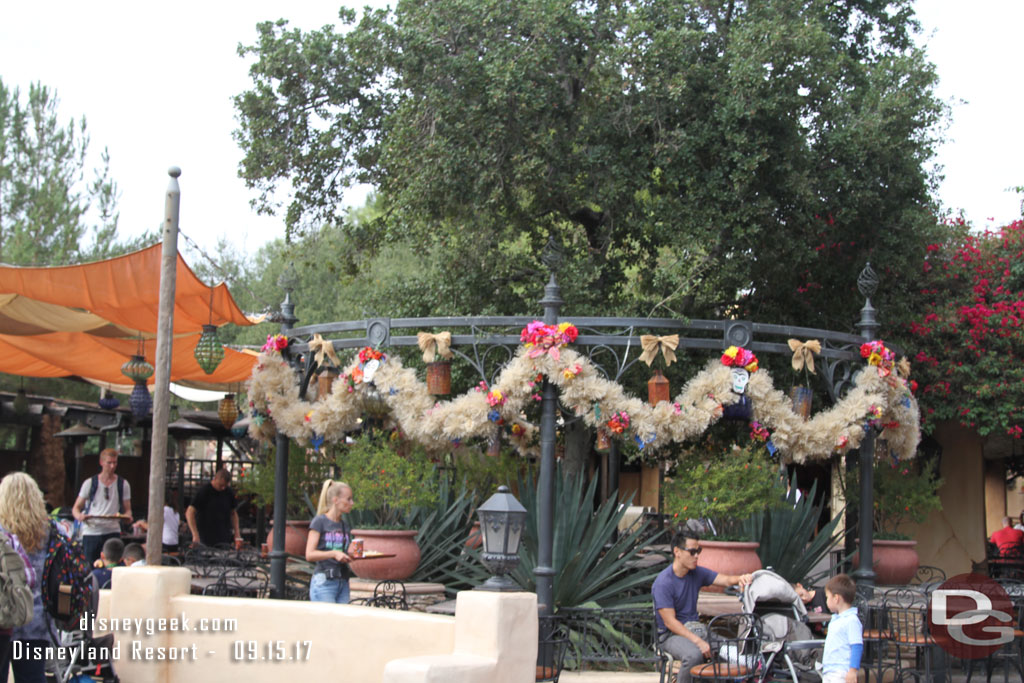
[265,261,888,611]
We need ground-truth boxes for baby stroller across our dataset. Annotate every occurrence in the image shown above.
[48,572,119,682]
[740,570,824,683]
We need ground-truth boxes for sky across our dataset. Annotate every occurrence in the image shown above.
[0,0,1021,267]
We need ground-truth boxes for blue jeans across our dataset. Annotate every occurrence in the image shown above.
[83,532,120,567]
[0,638,48,683]
[309,572,350,604]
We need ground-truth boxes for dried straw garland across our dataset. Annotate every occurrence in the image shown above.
[247,345,919,464]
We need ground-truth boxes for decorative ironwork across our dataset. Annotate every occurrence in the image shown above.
[858,262,879,300]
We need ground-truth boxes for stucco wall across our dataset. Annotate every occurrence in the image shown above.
[101,567,458,683]
[904,422,986,575]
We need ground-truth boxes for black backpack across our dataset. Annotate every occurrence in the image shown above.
[85,475,125,513]
[41,521,92,632]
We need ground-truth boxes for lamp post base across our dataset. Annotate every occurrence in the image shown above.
[475,575,521,592]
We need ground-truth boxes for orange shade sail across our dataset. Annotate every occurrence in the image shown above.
[0,244,261,389]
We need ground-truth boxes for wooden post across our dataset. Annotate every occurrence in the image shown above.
[145,167,180,566]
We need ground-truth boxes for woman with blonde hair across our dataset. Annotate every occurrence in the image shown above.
[0,472,53,683]
[305,480,355,603]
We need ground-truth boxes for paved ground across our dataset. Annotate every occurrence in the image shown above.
[560,663,1023,683]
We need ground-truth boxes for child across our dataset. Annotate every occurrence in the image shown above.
[123,542,146,566]
[820,574,862,683]
[91,537,125,588]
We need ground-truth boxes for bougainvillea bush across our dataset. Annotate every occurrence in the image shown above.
[907,218,1024,437]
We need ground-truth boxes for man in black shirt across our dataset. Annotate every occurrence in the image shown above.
[186,468,241,547]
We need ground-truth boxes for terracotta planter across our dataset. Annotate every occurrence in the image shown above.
[266,520,311,557]
[698,540,762,593]
[350,528,421,580]
[852,539,919,585]
[466,521,483,549]
[789,386,812,420]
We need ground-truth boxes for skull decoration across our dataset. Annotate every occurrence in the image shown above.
[731,368,750,394]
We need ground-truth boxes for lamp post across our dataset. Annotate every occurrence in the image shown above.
[270,265,298,599]
[475,486,527,592]
[852,262,880,599]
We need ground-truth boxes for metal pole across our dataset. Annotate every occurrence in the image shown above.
[269,291,297,599]
[852,263,879,597]
[536,274,562,616]
[144,167,180,567]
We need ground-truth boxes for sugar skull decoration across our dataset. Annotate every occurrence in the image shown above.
[720,346,759,395]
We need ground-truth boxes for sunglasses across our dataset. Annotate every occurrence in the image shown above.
[682,547,702,557]
[104,486,110,500]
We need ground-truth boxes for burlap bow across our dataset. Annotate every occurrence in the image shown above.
[417,331,454,363]
[639,335,679,367]
[787,339,821,374]
[897,357,911,379]
[309,334,341,370]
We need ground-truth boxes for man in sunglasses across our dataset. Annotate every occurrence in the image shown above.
[72,448,132,565]
[652,530,754,683]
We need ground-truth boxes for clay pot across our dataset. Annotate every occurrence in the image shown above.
[852,539,919,585]
[466,521,483,549]
[349,529,421,580]
[265,520,311,557]
[697,540,762,593]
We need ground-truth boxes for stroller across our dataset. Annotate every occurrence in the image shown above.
[740,570,824,683]
[48,572,119,682]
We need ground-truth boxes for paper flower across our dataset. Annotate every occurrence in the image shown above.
[721,346,759,372]
[520,320,579,360]
[261,334,289,353]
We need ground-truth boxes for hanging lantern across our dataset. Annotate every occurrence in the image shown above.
[317,368,339,400]
[648,369,670,405]
[129,381,152,419]
[426,361,452,395]
[121,355,154,383]
[487,431,502,457]
[595,429,611,453]
[12,388,28,416]
[218,394,239,429]
[98,393,120,410]
[194,324,225,375]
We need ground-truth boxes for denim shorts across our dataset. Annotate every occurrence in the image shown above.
[309,572,350,604]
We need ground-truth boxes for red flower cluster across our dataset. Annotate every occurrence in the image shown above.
[358,347,384,363]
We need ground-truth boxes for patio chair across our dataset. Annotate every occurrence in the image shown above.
[653,610,679,683]
[351,579,409,609]
[882,587,948,683]
[689,613,765,683]
[909,565,946,590]
[536,615,570,682]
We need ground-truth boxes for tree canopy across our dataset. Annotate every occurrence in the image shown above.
[235,0,946,327]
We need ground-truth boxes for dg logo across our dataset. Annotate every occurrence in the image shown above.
[928,573,1018,659]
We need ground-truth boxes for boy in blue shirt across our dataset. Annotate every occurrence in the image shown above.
[821,574,863,683]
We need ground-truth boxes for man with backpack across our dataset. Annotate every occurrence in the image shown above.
[72,449,131,566]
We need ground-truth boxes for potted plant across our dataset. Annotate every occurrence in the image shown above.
[239,440,335,555]
[662,440,784,589]
[844,456,943,584]
[336,433,439,580]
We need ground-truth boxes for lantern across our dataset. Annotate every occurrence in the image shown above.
[231,415,251,439]
[317,368,339,400]
[12,388,28,416]
[648,369,670,405]
[426,361,452,395]
[595,429,611,453]
[129,381,152,419]
[218,394,239,429]
[475,485,527,591]
[194,324,225,375]
[120,355,154,383]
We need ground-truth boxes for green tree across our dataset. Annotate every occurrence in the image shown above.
[234,0,946,325]
[0,78,150,266]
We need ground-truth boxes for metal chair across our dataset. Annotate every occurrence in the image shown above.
[351,579,409,609]
[855,597,894,683]
[882,587,947,683]
[536,615,570,683]
[653,610,678,683]
[909,565,946,590]
[688,613,765,683]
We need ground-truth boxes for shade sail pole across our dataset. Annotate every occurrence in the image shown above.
[145,167,181,566]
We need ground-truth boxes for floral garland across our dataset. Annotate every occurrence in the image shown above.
[246,327,920,465]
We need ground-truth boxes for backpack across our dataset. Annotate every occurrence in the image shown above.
[41,521,92,632]
[0,533,34,629]
[85,475,125,514]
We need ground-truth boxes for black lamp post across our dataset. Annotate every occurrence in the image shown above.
[476,485,527,592]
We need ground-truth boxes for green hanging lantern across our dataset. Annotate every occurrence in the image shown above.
[194,324,225,375]
[12,388,28,416]
[121,355,154,383]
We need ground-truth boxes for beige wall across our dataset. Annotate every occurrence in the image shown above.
[903,423,986,575]
[103,567,460,683]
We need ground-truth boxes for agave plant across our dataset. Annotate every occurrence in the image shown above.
[741,473,846,584]
[509,466,665,609]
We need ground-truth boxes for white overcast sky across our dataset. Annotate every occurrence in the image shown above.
[0,0,1021,266]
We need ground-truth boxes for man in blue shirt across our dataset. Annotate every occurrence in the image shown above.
[652,530,754,683]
